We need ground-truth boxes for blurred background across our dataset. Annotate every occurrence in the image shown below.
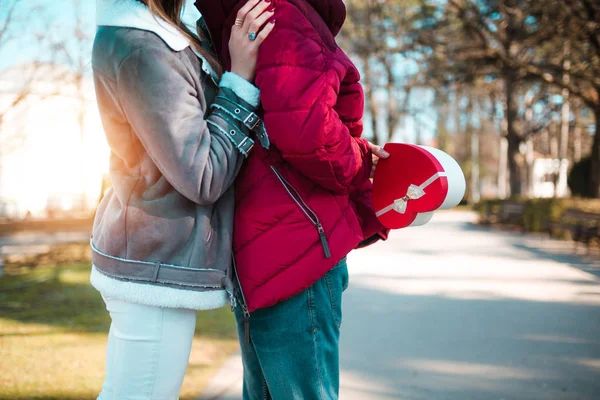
[1,1,599,399]
[340,0,598,202]
[0,1,104,221]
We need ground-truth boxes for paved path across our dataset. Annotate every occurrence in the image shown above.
[0,231,89,259]
[199,212,600,400]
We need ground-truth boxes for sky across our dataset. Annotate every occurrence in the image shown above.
[0,0,95,70]
[1,0,210,71]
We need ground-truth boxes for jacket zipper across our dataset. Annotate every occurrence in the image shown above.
[232,258,251,344]
[270,166,331,259]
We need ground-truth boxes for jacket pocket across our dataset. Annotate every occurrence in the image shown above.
[270,166,331,259]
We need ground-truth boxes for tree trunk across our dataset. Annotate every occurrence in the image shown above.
[523,91,534,197]
[363,57,379,145]
[498,136,508,199]
[525,138,534,197]
[435,88,450,153]
[77,75,88,213]
[591,108,600,198]
[415,116,422,145]
[0,116,3,199]
[541,129,549,156]
[559,94,570,160]
[471,130,480,203]
[506,133,521,197]
[465,94,479,203]
[573,98,582,163]
[556,91,570,198]
[550,122,559,159]
[556,55,570,197]
[383,57,397,143]
[78,105,87,212]
[504,71,521,196]
[549,121,560,198]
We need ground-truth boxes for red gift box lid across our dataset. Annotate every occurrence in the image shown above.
[372,143,466,229]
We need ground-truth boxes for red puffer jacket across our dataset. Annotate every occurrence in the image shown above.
[197,0,387,312]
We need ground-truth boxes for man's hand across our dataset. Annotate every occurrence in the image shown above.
[368,142,390,179]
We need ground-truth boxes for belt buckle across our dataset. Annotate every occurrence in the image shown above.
[243,113,261,131]
[238,136,255,157]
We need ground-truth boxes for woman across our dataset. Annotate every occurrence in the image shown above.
[90,0,274,397]
[197,0,389,398]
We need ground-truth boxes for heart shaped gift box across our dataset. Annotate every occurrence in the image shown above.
[372,144,466,229]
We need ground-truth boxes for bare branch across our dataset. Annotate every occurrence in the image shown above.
[523,63,597,108]
[0,0,18,47]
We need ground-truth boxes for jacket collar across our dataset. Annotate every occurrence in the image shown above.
[96,0,190,51]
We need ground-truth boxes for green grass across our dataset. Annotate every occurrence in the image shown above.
[0,262,238,400]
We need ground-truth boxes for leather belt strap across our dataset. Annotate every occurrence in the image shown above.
[208,115,254,157]
[213,94,270,149]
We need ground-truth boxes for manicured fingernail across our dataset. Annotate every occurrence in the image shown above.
[270,18,276,23]
[382,150,390,156]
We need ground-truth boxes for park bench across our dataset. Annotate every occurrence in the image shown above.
[499,202,526,228]
[544,208,600,253]
[483,201,526,232]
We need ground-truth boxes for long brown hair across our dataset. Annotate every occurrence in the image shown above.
[137,0,223,75]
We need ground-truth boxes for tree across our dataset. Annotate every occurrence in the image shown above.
[341,0,595,199]
[343,0,422,144]
[342,0,385,144]
[0,1,57,187]
[519,1,600,197]
[428,0,600,196]
[0,0,33,132]
[411,0,563,196]
[0,1,65,146]
[50,0,94,211]
[0,0,95,216]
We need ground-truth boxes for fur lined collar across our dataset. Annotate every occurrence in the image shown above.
[96,0,190,51]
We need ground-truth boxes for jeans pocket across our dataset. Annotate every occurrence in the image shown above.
[325,261,349,328]
[342,268,349,292]
[331,257,349,292]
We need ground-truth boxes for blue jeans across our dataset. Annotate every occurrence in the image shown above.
[234,258,349,400]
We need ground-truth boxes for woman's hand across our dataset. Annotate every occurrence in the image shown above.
[229,0,276,82]
[369,142,390,179]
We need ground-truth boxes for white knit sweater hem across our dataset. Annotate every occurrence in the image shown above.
[90,265,228,310]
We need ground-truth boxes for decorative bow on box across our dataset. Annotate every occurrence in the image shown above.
[372,144,466,229]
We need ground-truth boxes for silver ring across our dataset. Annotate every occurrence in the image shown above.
[248,31,257,41]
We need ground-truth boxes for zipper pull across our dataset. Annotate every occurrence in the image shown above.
[318,224,331,259]
[227,290,237,312]
[243,307,251,344]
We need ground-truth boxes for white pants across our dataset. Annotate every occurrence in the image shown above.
[98,296,197,400]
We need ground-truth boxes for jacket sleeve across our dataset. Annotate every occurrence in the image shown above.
[255,3,371,194]
[116,47,258,205]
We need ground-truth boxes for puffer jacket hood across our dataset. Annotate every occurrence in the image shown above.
[195,0,346,55]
